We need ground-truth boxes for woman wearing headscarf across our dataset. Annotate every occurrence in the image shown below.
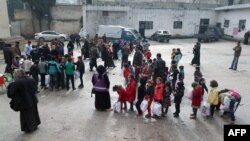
[191,42,201,66]
[92,65,111,111]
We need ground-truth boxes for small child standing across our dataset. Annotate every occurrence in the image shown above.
[194,66,203,83]
[113,85,127,112]
[145,49,152,61]
[126,75,136,111]
[162,81,172,116]
[152,77,164,118]
[190,82,203,119]
[145,80,155,118]
[173,81,185,118]
[123,63,131,85]
[135,78,147,117]
[207,80,219,118]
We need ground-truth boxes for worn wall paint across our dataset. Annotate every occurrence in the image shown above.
[0,0,11,38]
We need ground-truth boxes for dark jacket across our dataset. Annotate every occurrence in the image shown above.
[154,58,166,76]
[174,86,185,103]
[7,76,38,111]
[75,60,85,73]
[133,51,143,66]
[233,45,242,57]
[3,46,14,65]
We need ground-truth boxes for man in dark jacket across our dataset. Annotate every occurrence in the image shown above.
[154,53,166,79]
[75,56,85,88]
[3,44,14,74]
[133,47,143,81]
[229,41,242,70]
[89,46,99,71]
[7,69,41,133]
[30,46,41,62]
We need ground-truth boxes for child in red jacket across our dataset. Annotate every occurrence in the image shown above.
[126,75,136,111]
[190,82,203,119]
[113,85,127,112]
[152,77,164,118]
[123,63,131,85]
[145,49,152,61]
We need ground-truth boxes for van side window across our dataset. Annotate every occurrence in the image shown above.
[126,31,133,36]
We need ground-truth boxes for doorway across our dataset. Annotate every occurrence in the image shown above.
[139,21,146,37]
[199,19,210,34]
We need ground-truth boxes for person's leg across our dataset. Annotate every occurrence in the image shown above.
[229,99,236,122]
[234,98,241,112]
[40,74,45,87]
[193,108,198,116]
[49,74,53,90]
[146,98,153,117]
[176,103,180,115]
[66,75,70,90]
[136,100,142,115]
[129,102,134,111]
[234,56,239,70]
[70,75,75,89]
[79,71,83,87]
[210,105,215,117]
[230,56,236,69]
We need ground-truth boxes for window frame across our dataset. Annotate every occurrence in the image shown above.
[173,21,183,29]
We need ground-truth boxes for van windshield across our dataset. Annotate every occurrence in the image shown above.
[129,29,141,38]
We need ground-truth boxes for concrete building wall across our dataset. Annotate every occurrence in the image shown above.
[84,7,216,37]
[216,8,250,39]
[0,0,11,38]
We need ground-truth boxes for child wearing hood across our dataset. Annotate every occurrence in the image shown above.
[173,81,185,118]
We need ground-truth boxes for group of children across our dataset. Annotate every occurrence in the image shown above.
[113,48,186,118]
[113,46,241,124]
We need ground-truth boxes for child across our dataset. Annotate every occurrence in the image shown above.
[190,82,203,119]
[123,63,131,85]
[194,66,203,83]
[169,65,179,91]
[75,56,85,88]
[126,75,136,111]
[171,48,176,60]
[145,49,152,61]
[173,81,185,118]
[135,78,147,117]
[113,85,127,112]
[207,80,219,118]
[178,65,185,82]
[23,56,33,75]
[145,80,155,118]
[199,78,208,96]
[141,61,149,80]
[57,57,65,89]
[127,61,135,77]
[162,81,172,116]
[30,60,40,93]
[152,77,164,118]
[38,56,48,89]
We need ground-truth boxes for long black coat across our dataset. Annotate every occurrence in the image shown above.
[3,46,14,65]
[7,76,38,110]
[133,51,143,66]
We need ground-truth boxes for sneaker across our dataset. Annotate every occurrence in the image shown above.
[173,114,179,118]
[190,114,195,116]
[152,115,159,119]
[190,116,197,119]
[145,114,151,118]
[73,88,76,90]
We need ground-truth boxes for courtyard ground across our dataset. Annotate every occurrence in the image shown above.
[0,39,249,141]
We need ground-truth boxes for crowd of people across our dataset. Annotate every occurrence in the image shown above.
[3,34,242,133]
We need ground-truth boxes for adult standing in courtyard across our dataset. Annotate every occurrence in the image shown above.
[3,44,14,74]
[191,42,201,66]
[229,41,242,70]
[7,69,41,133]
[92,65,111,111]
[244,31,250,45]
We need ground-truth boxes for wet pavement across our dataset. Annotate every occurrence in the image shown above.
[0,39,249,141]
